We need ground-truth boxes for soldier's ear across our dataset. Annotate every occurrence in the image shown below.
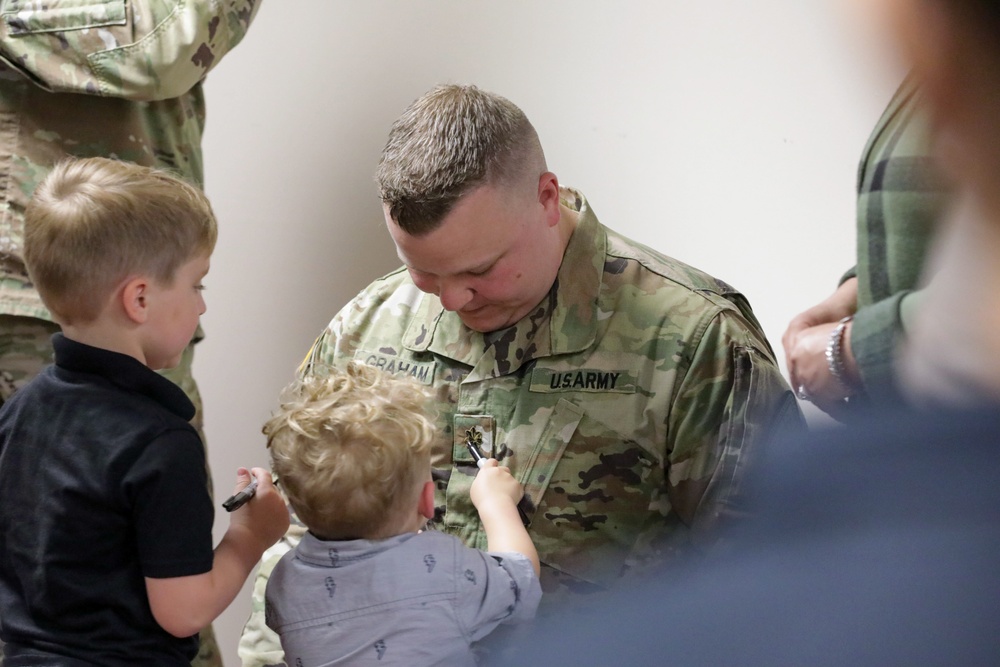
[537,171,561,227]
[418,480,435,520]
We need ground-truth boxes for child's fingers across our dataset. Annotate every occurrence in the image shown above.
[250,467,274,487]
[476,460,516,477]
[232,467,253,494]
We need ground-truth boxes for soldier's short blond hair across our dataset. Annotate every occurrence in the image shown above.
[376,84,547,235]
[265,362,438,540]
[24,157,217,325]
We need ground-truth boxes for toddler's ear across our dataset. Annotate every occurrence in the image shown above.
[418,480,436,520]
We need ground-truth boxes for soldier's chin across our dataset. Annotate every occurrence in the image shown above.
[458,308,504,333]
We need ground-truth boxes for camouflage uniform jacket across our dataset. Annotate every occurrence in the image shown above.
[0,0,262,320]
[238,188,803,667]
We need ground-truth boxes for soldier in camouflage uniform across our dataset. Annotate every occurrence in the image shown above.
[239,84,804,666]
[0,1,264,665]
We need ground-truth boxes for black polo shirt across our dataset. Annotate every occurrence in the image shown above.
[0,334,214,665]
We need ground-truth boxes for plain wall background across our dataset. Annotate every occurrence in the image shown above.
[196,1,906,663]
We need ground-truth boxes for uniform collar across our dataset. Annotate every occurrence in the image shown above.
[401,188,603,377]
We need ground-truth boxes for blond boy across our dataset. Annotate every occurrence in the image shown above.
[264,362,541,666]
[0,157,289,666]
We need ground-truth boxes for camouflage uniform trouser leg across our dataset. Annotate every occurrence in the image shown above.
[0,316,223,667]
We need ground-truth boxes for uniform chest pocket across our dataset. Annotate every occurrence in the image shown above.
[2,0,126,35]
[518,399,585,515]
[519,401,665,589]
[448,402,584,534]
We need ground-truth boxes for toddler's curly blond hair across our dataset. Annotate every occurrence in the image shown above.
[264,362,437,540]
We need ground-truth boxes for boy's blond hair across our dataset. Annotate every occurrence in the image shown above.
[264,362,438,540]
[24,157,218,324]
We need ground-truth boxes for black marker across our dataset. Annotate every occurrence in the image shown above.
[465,430,531,526]
[222,476,258,512]
[464,430,490,470]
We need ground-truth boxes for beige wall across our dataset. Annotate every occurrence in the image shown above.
[196,1,905,663]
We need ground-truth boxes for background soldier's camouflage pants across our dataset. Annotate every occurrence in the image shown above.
[0,315,223,667]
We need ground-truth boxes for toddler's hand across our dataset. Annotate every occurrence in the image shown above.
[470,459,524,512]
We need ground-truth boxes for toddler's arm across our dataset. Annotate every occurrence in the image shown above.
[470,459,540,576]
[145,467,290,638]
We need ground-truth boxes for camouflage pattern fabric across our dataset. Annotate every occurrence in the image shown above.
[0,0,262,317]
[238,189,805,666]
[0,315,56,402]
[0,3,263,664]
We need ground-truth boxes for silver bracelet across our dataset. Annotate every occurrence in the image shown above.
[825,315,858,397]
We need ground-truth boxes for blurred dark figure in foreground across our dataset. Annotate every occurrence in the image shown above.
[498,0,1000,664]
[498,407,1000,666]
